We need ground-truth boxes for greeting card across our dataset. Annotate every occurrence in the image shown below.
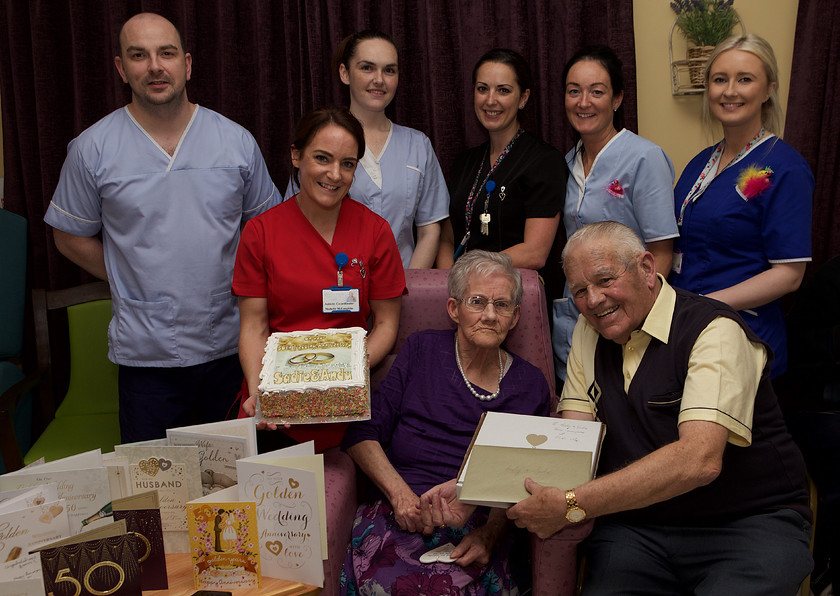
[186,486,261,590]
[0,485,63,595]
[102,453,131,500]
[113,444,202,554]
[166,418,257,495]
[112,491,167,591]
[457,412,605,507]
[0,450,111,534]
[236,443,324,587]
[0,497,70,586]
[0,484,59,512]
[0,579,41,596]
[34,520,141,596]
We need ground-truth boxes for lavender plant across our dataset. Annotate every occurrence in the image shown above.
[671,0,738,47]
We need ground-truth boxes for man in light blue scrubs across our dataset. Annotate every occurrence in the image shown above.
[44,13,279,441]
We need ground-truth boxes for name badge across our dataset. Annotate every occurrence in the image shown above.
[323,287,360,313]
[671,251,683,275]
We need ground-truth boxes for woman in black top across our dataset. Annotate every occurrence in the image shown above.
[437,48,565,273]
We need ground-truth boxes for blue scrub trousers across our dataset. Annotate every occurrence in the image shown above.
[118,354,243,442]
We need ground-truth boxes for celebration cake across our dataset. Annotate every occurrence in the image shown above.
[256,327,370,424]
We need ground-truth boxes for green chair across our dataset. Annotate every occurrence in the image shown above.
[3,282,121,466]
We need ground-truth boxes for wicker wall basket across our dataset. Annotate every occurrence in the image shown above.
[687,45,715,87]
[669,13,745,96]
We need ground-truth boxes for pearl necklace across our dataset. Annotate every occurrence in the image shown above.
[455,335,503,402]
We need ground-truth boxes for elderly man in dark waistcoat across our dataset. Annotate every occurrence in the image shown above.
[507,221,813,595]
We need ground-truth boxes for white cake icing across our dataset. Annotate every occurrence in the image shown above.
[256,327,369,423]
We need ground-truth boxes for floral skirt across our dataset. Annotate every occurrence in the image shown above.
[340,499,520,596]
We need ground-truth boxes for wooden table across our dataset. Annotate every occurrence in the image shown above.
[146,553,321,595]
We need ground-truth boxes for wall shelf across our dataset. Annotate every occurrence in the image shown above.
[669,13,745,96]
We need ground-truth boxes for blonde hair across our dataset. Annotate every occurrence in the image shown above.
[701,34,784,137]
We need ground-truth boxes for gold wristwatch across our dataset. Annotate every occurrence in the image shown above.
[565,489,586,523]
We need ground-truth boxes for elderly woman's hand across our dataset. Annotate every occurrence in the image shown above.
[391,487,424,532]
[418,479,477,534]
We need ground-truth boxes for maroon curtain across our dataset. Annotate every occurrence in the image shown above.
[0,0,635,291]
[784,0,840,270]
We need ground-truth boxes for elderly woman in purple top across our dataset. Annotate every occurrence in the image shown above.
[340,250,551,595]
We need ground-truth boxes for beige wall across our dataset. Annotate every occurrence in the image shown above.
[634,0,799,177]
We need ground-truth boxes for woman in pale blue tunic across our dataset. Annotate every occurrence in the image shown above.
[286,31,449,269]
[552,46,679,380]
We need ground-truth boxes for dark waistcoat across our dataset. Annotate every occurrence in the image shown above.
[595,288,810,525]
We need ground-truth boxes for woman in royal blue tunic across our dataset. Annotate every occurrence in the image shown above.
[670,34,813,377]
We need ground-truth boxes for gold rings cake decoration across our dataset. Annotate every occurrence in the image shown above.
[288,352,335,365]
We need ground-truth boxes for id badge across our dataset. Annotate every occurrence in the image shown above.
[671,251,683,274]
[323,287,360,313]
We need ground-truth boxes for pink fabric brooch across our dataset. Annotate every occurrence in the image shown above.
[736,166,773,200]
[606,179,624,199]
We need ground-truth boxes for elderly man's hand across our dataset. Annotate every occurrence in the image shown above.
[418,479,477,534]
[506,478,568,539]
[449,508,508,567]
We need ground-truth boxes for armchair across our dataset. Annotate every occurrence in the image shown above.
[321,268,590,595]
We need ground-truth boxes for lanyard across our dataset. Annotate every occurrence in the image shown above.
[677,127,767,226]
[462,128,523,236]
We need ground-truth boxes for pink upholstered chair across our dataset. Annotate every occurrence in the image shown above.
[321,268,591,595]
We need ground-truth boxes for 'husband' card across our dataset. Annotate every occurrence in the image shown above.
[114,444,202,554]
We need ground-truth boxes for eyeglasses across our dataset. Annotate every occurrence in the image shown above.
[460,296,518,315]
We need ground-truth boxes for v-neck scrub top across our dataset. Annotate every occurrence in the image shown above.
[553,129,678,379]
[45,105,280,366]
[563,129,678,244]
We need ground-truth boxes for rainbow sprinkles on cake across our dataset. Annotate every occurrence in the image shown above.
[256,327,370,425]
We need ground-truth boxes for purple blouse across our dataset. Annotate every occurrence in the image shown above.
[343,329,551,495]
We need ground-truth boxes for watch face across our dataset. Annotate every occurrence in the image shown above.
[566,507,586,523]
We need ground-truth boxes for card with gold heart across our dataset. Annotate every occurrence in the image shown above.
[113,444,202,554]
[235,443,324,587]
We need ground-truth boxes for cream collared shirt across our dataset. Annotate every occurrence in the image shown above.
[560,275,767,446]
